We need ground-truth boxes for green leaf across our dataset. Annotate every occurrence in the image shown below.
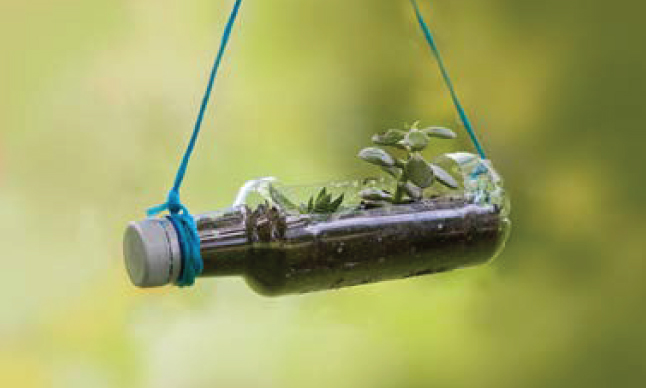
[360,188,394,202]
[372,129,406,146]
[316,187,327,203]
[381,166,401,178]
[420,126,457,139]
[330,194,344,211]
[314,204,327,213]
[323,193,332,206]
[358,147,396,167]
[303,188,345,214]
[404,182,423,201]
[405,154,434,189]
[268,184,298,209]
[399,130,429,152]
[429,163,459,189]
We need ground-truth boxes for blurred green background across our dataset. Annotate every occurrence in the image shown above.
[2,0,645,387]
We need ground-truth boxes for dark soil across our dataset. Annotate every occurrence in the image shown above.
[198,198,508,296]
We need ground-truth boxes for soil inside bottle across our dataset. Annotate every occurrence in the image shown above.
[197,196,508,296]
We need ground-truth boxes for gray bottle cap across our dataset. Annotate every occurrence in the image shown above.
[123,218,182,287]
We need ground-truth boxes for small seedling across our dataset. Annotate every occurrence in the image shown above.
[359,121,459,205]
[300,187,345,214]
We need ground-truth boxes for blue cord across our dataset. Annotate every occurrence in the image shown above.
[410,0,487,160]
[147,0,244,287]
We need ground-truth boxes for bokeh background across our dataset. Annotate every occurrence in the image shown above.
[2,0,645,387]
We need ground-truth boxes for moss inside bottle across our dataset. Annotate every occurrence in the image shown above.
[124,152,510,296]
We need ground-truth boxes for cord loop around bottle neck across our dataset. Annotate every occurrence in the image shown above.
[146,0,244,287]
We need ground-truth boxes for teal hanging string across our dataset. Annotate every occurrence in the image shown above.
[147,0,244,287]
[409,0,487,160]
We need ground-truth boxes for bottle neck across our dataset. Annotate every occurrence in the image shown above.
[194,204,301,278]
[195,206,251,277]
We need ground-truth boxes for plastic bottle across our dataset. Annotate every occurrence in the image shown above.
[123,153,510,296]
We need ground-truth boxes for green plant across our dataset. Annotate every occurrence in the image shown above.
[358,122,459,205]
[300,187,344,214]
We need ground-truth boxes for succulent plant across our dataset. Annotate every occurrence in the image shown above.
[300,187,344,214]
[358,121,459,205]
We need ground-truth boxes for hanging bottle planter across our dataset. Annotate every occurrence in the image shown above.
[124,125,510,295]
[123,0,511,296]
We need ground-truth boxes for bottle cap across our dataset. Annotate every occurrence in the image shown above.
[123,218,182,288]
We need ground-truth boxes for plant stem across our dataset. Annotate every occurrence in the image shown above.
[393,170,408,204]
[393,183,405,204]
[393,152,414,204]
